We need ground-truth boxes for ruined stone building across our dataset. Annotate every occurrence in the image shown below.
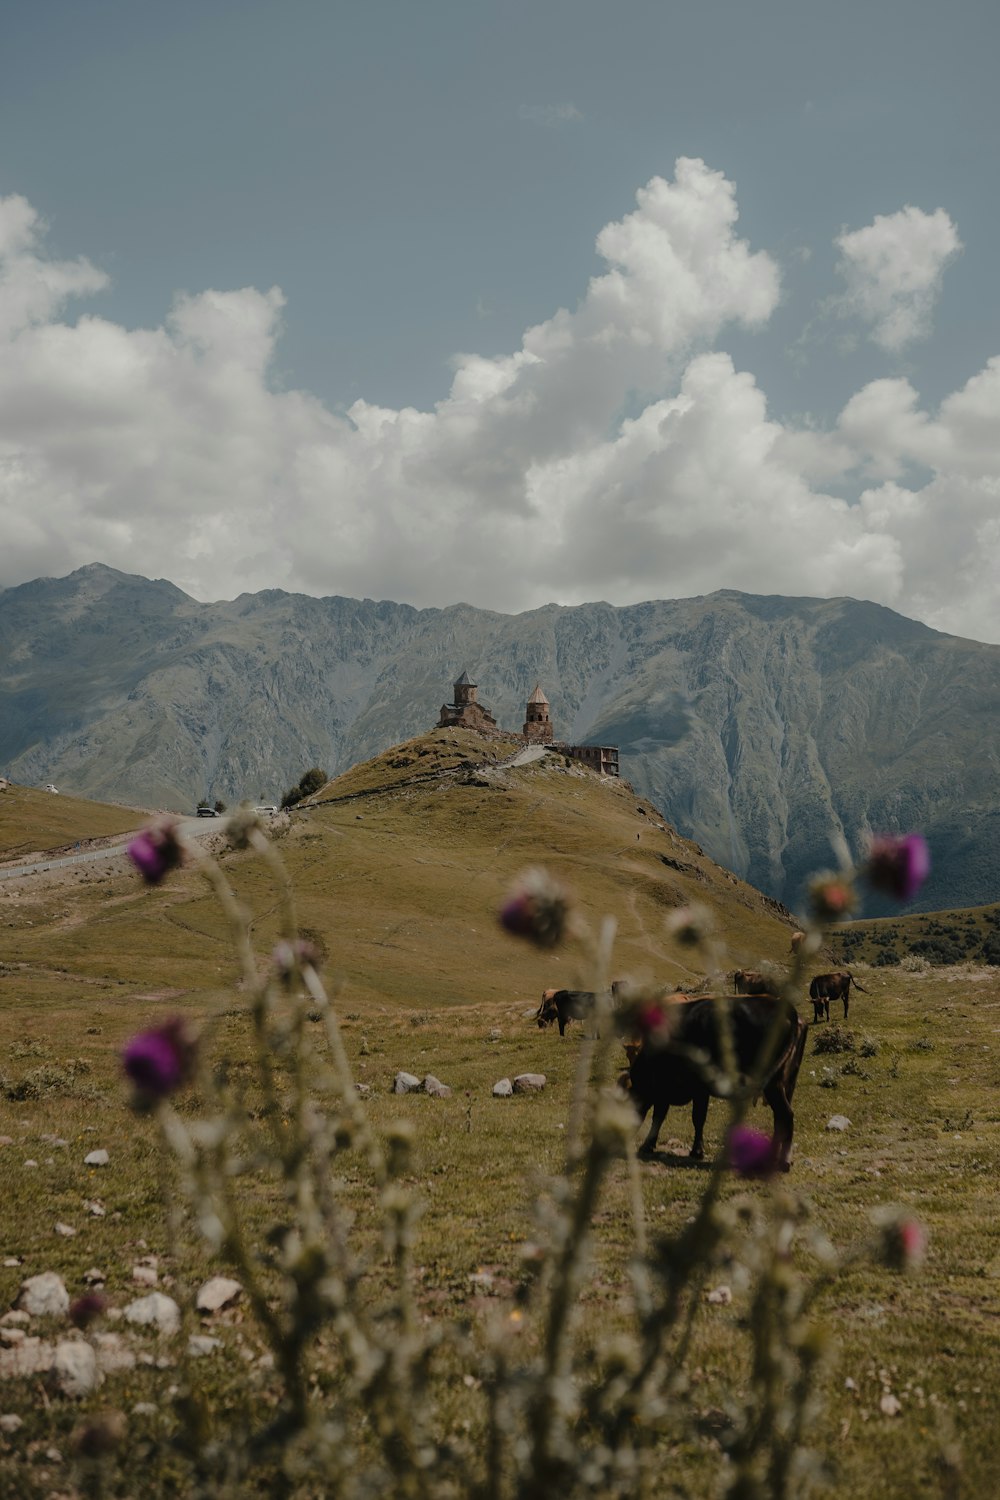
[436,671,618,777]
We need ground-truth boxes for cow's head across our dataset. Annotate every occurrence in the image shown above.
[536,988,559,1028]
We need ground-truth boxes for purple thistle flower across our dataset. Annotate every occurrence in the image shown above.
[728,1125,777,1179]
[122,1016,196,1108]
[69,1293,106,1329]
[499,868,571,950]
[865,833,930,903]
[127,819,184,885]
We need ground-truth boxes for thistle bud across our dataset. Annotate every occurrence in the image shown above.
[499,868,571,949]
[864,833,930,903]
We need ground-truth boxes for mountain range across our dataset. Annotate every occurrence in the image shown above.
[2,563,998,916]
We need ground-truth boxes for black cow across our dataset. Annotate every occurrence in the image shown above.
[535,988,599,1036]
[732,969,779,997]
[808,970,868,1022]
[623,996,807,1167]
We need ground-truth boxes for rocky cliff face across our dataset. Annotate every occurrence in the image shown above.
[3,564,998,915]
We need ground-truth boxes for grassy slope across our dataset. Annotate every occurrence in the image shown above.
[0,731,999,1496]
[0,783,144,859]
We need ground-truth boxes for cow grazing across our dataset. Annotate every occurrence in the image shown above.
[732,969,780,997]
[808,970,868,1022]
[535,988,600,1036]
[623,996,807,1167]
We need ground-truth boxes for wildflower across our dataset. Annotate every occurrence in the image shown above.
[72,1409,126,1458]
[499,868,571,949]
[808,872,857,922]
[127,819,184,885]
[226,804,264,850]
[273,938,322,979]
[69,1292,106,1329]
[864,833,930,902]
[872,1206,927,1271]
[665,903,713,947]
[122,1016,197,1108]
[727,1125,777,1179]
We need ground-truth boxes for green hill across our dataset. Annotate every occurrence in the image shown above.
[0,781,144,859]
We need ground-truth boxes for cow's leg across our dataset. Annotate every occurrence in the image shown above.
[639,1105,667,1155]
[558,1016,566,1036]
[843,993,849,1022]
[812,1000,823,1024]
[689,1091,709,1159]
[824,998,830,1022]
[763,1081,794,1169]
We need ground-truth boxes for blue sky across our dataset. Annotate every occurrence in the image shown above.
[2,0,1000,641]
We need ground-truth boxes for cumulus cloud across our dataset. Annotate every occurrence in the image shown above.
[1,164,999,643]
[834,205,962,351]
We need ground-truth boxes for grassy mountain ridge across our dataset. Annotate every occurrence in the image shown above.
[3,564,999,914]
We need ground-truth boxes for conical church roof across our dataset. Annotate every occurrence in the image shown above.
[455,669,474,686]
[527,682,549,704]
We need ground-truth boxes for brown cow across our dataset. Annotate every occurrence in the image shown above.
[808,970,868,1022]
[622,995,807,1167]
[732,969,780,997]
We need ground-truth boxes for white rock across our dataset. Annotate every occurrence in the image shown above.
[422,1075,452,1098]
[196,1277,242,1314]
[52,1340,100,1397]
[132,1265,158,1287]
[23,1160,37,1169]
[392,1071,422,1094]
[54,1223,76,1238]
[17,1272,69,1318]
[85,1201,106,1217]
[84,1149,110,1166]
[0,1329,25,1346]
[492,1079,513,1097]
[706,1285,733,1305]
[123,1293,181,1336]
[0,1414,22,1433]
[513,1073,547,1093]
[0,1337,54,1378]
[0,1312,29,1328]
[880,1392,902,1416]
[826,1115,852,1132]
[92,1331,137,1374]
[132,1402,158,1416]
[82,1268,106,1286]
[188,1334,223,1357]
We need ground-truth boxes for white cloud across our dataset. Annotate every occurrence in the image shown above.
[834,205,962,351]
[1,166,1000,644]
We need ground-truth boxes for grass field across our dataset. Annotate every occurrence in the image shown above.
[1,739,999,1496]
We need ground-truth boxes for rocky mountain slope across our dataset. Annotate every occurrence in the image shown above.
[2,563,998,915]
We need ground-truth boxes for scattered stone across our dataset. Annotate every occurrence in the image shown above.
[880,1393,902,1417]
[492,1079,513,1097]
[392,1071,422,1094]
[17,1272,69,1319]
[706,1286,733,1306]
[54,1223,76,1239]
[131,1266,158,1288]
[84,1150,110,1167]
[196,1277,242,1314]
[188,1335,223,1358]
[1,1260,21,1270]
[92,1332,136,1375]
[826,1116,852,1132]
[0,1312,29,1328]
[123,1293,181,1336]
[132,1402,158,1416]
[513,1074,546,1094]
[354,1082,373,1098]
[0,1329,25,1347]
[0,1337,55,1379]
[0,1137,13,1148]
[84,1201,106,1217]
[23,1160,37,1170]
[0,1414,22,1433]
[82,1269,106,1287]
[422,1075,452,1098]
[51,1340,100,1397]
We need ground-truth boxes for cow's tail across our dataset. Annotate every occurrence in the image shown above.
[849,974,869,994]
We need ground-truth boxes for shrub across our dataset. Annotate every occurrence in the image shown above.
[812,1026,856,1055]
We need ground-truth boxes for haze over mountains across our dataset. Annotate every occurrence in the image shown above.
[2,563,998,916]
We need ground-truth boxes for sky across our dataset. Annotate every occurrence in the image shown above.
[2,0,1000,642]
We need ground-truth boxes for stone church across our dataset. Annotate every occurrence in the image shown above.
[436,671,619,777]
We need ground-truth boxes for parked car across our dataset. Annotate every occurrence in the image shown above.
[196,806,218,817]
[255,805,278,815]
[45,784,60,794]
